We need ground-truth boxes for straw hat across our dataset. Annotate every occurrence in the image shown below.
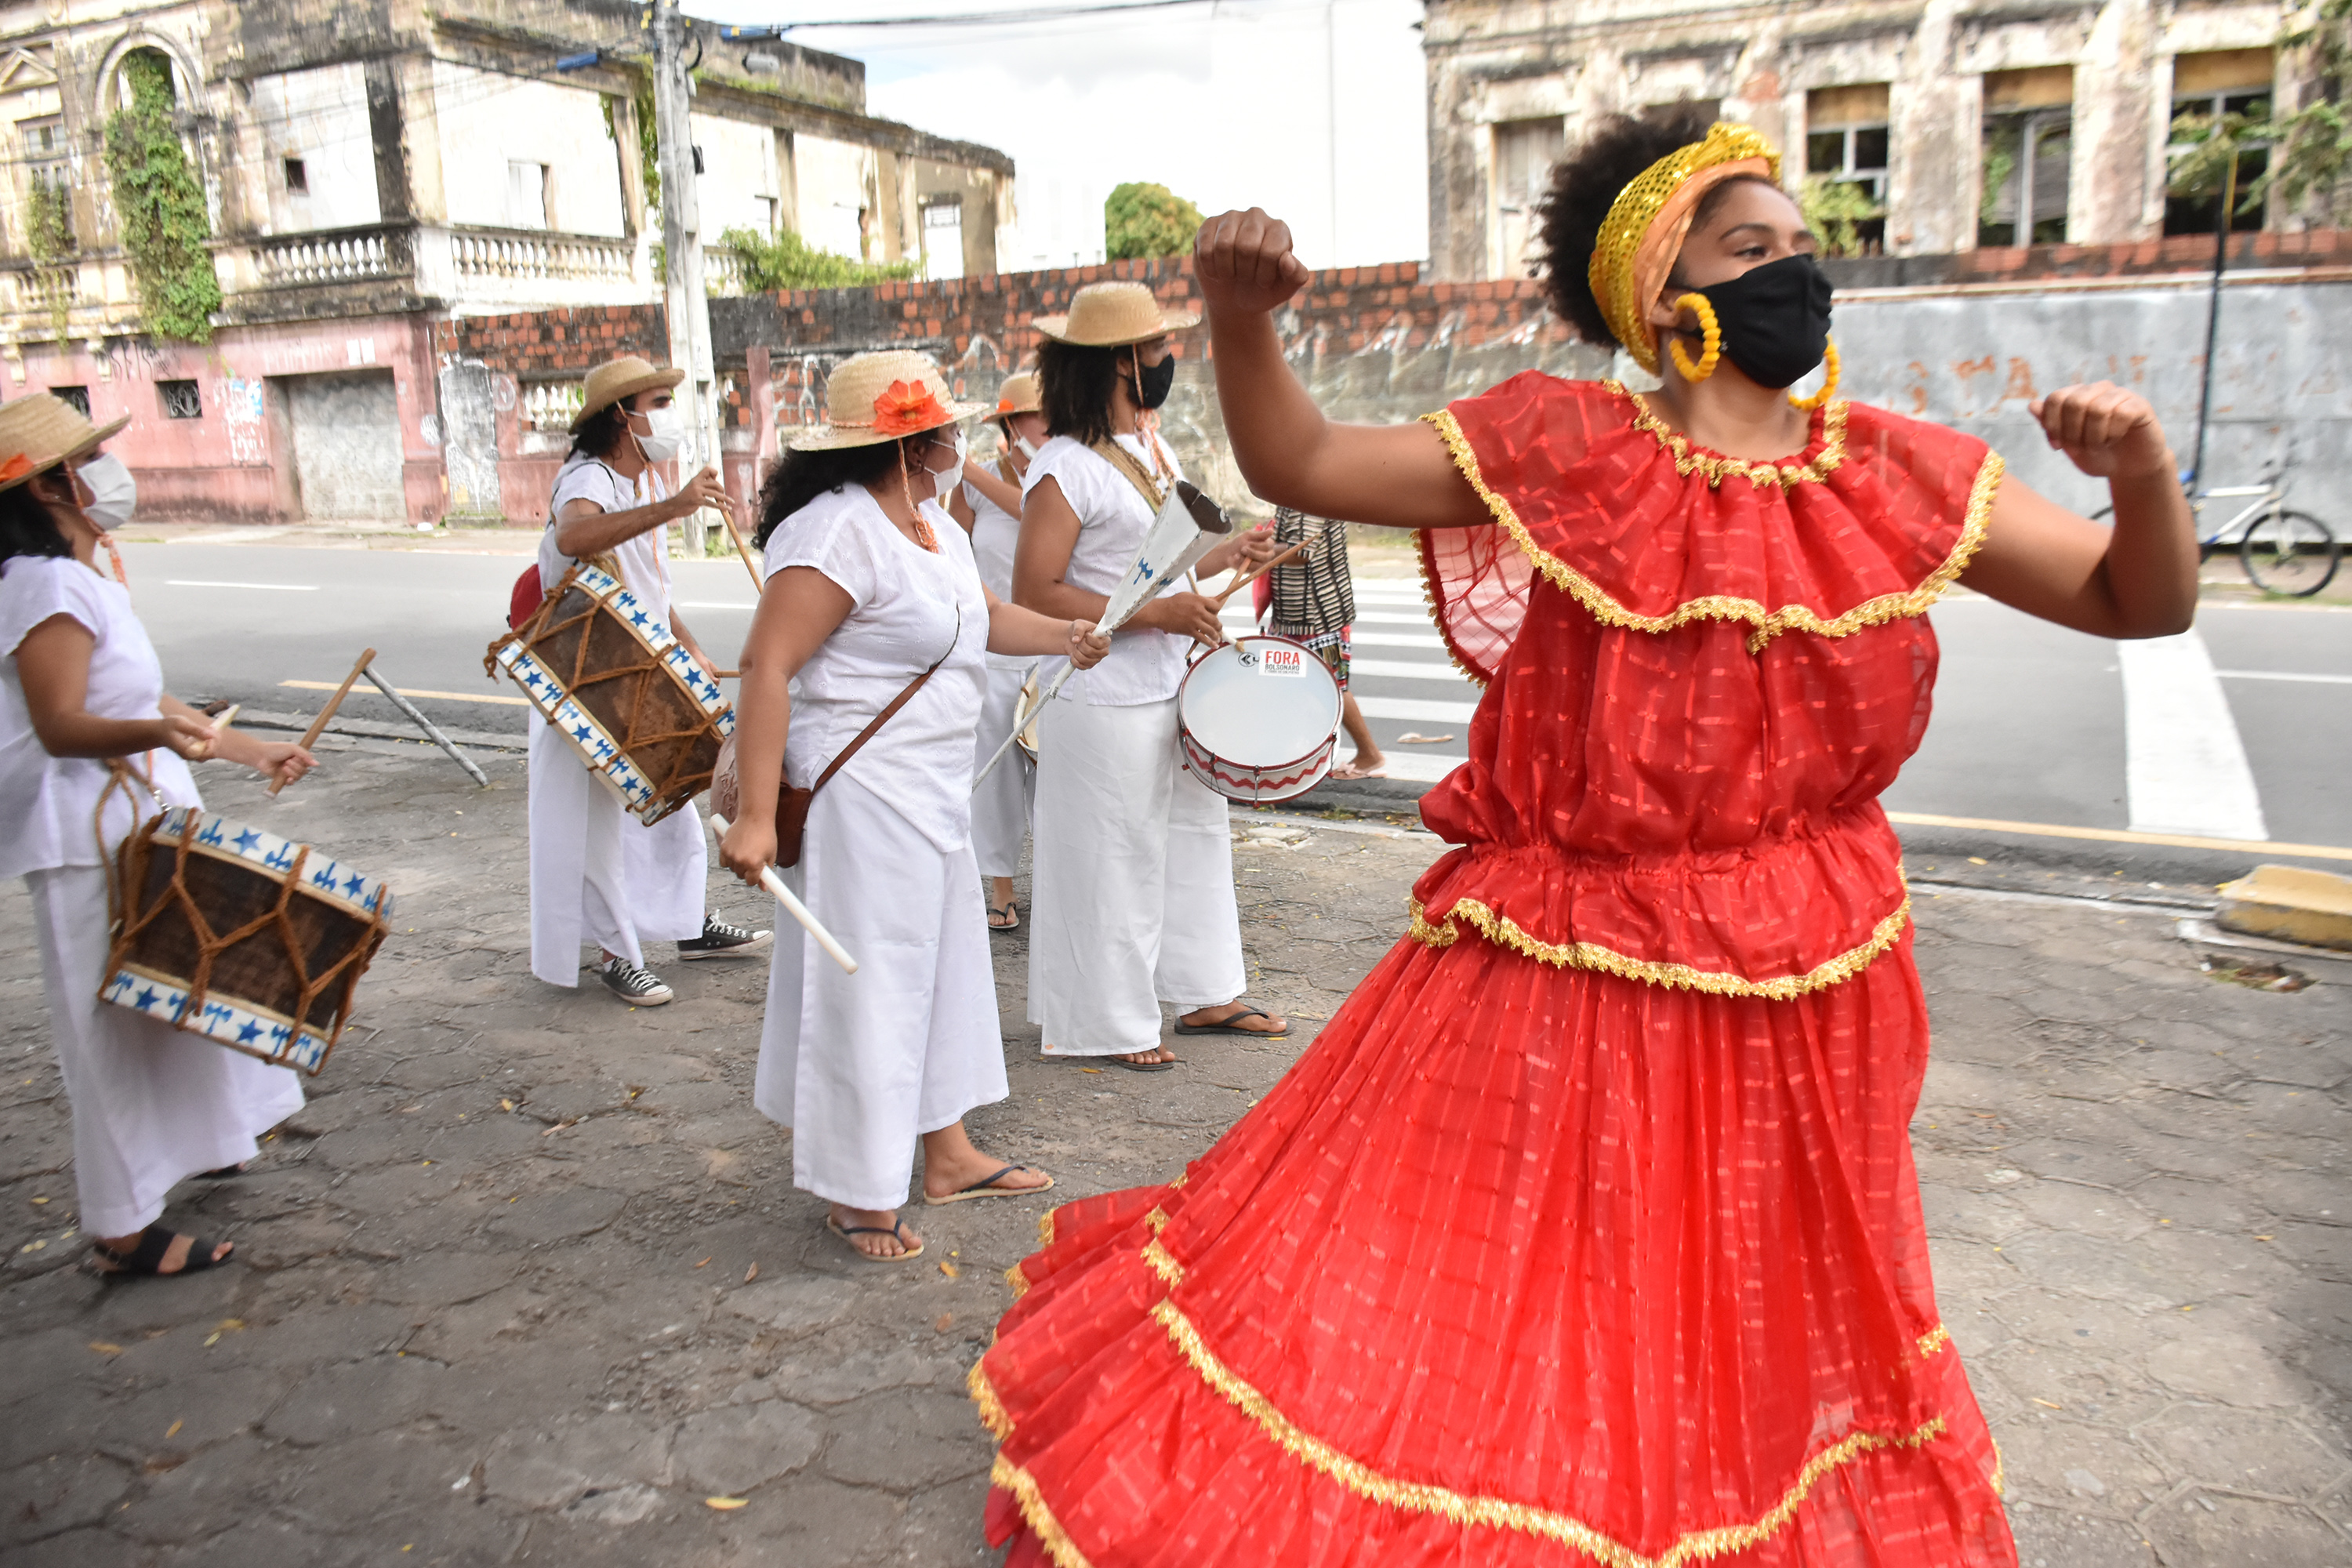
[572,356,685,430]
[0,393,129,494]
[1032,281,1199,347]
[993,372,1042,417]
[788,350,984,452]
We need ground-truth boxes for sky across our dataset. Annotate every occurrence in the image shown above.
[689,0,1432,270]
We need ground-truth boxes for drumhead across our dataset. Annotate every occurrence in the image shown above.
[1178,637,1342,768]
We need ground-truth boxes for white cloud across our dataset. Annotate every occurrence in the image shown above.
[689,0,1428,269]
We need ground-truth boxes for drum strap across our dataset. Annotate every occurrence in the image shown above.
[1090,438,1168,515]
[94,756,165,931]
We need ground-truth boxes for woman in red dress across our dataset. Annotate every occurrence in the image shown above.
[971,113,2197,1567]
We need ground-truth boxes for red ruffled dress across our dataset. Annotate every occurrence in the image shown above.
[972,374,2016,1568]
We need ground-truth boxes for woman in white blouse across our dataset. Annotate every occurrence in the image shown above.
[1013,281,1287,1071]
[719,352,1109,1262]
[0,394,315,1278]
[958,372,1047,932]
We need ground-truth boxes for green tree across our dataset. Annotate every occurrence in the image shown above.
[2168,0,2352,221]
[24,176,74,343]
[1104,182,1203,261]
[103,50,221,343]
[719,226,916,290]
[1798,176,1886,257]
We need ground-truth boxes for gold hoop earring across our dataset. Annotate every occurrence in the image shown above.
[1790,338,1841,412]
[1667,292,1721,383]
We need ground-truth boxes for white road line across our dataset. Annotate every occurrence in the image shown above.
[2118,630,2268,840]
[2215,669,2352,685]
[1354,609,1438,626]
[164,579,318,591]
[1350,657,1472,684]
[1356,694,1478,724]
[1374,751,1469,782]
[1351,629,1446,650]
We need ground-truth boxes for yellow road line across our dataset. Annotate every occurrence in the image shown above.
[281,679,528,707]
[1886,811,2352,863]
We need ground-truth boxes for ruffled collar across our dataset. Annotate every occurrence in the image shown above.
[1608,380,1848,490]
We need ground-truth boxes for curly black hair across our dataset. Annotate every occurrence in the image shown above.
[569,400,633,462]
[1534,107,1780,349]
[753,438,919,550]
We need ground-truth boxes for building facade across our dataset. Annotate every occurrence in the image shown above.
[1423,0,2309,281]
[0,0,1014,522]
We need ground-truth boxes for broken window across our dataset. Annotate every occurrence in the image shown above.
[1806,84,1890,255]
[507,161,549,230]
[50,384,89,416]
[1979,68,2074,247]
[2165,49,2273,235]
[159,379,201,419]
[284,156,307,195]
[19,115,67,198]
[1492,117,1563,279]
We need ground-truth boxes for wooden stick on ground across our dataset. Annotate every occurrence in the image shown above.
[1209,541,1309,612]
[270,648,374,797]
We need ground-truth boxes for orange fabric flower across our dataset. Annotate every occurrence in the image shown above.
[870,379,946,437]
[0,453,33,485]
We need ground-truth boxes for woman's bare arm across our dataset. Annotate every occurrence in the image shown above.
[1960,383,2198,639]
[717,566,852,884]
[983,584,1110,664]
[1195,209,1488,530]
[16,616,209,760]
[1014,477,1229,646]
[964,459,1024,520]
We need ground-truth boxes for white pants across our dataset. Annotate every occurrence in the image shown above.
[27,866,305,1239]
[1027,695,1247,1056]
[971,662,1036,880]
[753,774,1008,1210]
[527,714,707,985]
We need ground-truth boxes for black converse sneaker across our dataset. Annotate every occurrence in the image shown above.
[677,915,774,961]
[598,956,674,1005]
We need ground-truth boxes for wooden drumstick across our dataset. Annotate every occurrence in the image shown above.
[209,703,240,733]
[270,648,374,797]
[712,501,764,593]
[707,813,858,975]
[1210,540,1309,612]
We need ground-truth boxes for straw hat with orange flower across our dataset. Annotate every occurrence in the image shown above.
[789,350,985,452]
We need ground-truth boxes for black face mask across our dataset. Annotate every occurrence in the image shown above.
[1686,254,1832,390]
[1129,351,1176,410]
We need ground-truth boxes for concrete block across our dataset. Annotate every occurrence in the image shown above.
[2217,864,2352,952]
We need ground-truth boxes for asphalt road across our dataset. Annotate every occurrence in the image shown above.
[118,535,2352,857]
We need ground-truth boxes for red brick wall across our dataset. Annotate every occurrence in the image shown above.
[1953,227,2352,283]
[433,305,669,376]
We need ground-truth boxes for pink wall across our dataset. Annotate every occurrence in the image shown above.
[11,315,444,525]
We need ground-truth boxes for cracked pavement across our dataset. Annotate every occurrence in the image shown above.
[1,746,2347,1566]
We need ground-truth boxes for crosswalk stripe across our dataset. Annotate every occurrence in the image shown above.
[1350,658,1472,684]
[1356,694,1478,724]
[2118,630,2267,841]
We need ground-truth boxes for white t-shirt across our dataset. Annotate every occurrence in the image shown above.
[762,485,989,854]
[961,461,1034,674]
[0,554,201,880]
[539,453,674,622]
[1022,431,1189,706]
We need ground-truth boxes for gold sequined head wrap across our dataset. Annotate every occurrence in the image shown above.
[1588,122,1784,374]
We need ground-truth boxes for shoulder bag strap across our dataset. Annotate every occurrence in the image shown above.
[805,609,962,799]
[1089,438,1167,514]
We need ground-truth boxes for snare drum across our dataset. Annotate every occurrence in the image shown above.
[101,808,394,1076]
[1175,635,1343,803]
[488,563,732,826]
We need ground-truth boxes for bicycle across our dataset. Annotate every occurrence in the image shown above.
[2091,474,2339,597]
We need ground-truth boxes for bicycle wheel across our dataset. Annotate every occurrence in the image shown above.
[2241,510,2341,597]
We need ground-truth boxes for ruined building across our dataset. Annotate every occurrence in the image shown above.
[1423,0,2306,281]
[0,0,1014,521]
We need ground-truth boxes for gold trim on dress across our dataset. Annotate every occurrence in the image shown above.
[1006,1261,1031,1299]
[970,1359,1014,1440]
[1145,1206,1171,1236]
[992,1454,1100,1568]
[1148,1295,1951,1567]
[1038,1207,1058,1248]
[1143,1239,1186,1287]
[1406,895,1912,1000]
[1918,1323,1952,1358]
[1419,404,2002,654]
[1617,382,1849,489]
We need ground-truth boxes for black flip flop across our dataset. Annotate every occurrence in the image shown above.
[1171,1005,1288,1039]
[93,1225,232,1279]
[826,1215,925,1262]
[1109,1052,1179,1073]
[988,901,1020,934]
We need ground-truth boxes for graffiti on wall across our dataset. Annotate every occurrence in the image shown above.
[437,358,501,517]
[217,376,267,465]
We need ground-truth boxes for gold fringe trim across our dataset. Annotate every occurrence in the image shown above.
[1406,895,1911,1000]
[1170,1171,1189,1189]
[1917,1323,1952,1359]
[1005,1261,1030,1299]
[1418,408,2002,654]
[1142,1239,1186,1287]
[969,1359,1014,1441]
[1149,1297,1950,1566]
[1416,529,1495,691]
[1614,382,1849,490]
[991,1454,1100,1568]
[1038,1207,1058,1248]
[1145,1207,1171,1235]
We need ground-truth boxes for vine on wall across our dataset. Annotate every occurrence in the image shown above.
[103,50,220,343]
[24,176,75,343]
[601,76,661,212]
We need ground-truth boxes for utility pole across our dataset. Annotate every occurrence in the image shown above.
[652,0,719,557]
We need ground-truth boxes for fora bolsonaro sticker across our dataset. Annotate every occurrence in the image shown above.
[1247,644,1308,678]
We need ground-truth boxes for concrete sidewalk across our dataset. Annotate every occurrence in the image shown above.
[2,746,2347,1566]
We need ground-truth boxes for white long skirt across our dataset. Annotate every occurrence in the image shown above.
[26,866,305,1239]
[752,773,1007,1210]
[526,714,707,985]
[1026,694,1247,1057]
[971,662,1037,880]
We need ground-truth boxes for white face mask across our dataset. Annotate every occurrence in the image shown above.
[633,403,686,464]
[1014,434,1041,461]
[928,429,966,499]
[79,453,136,532]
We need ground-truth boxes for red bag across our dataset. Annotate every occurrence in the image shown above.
[507,564,544,630]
